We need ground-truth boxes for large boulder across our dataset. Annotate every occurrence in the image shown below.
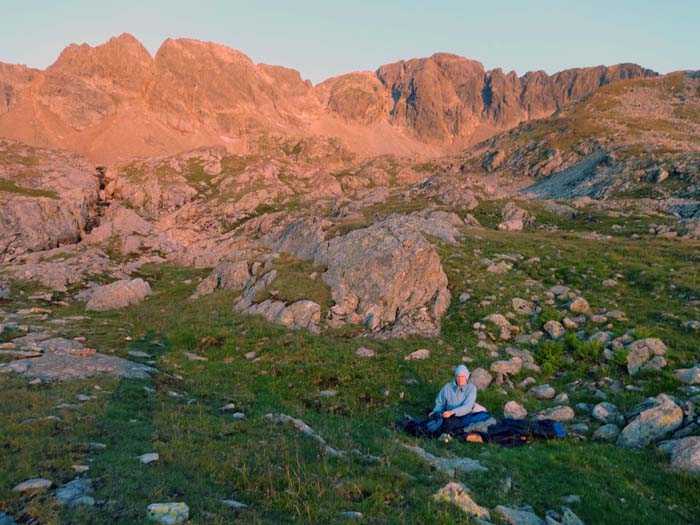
[85,278,152,311]
[617,394,684,448]
[312,218,450,337]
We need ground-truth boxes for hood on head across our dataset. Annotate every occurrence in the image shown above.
[454,364,469,380]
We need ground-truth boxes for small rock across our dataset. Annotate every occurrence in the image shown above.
[319,389,337,397]
[593,424,621,442]
[543,320,565,340]
[494,505,545,525]
[468,368,492,390]
[518,377,536,389]
[355,346,375,358]
[530,384,556,399]
[504,401,528,419]
[244,351,257,360]
[55,478,94,506]
[561,495,581,504]
[147,502,190,524]
[338,511,364,519]
[221,403,236,411]
[404,348,430,361]
[72,465,89,472]
[674,366,700,385]
[183,352,207,362]
[139,453,159,464]
[221,499,248,509]
[459,292,471,303]
[232,412,246,420]
[13,478,53,492]
[592,402,623,425]
[512,298,535,315]
[536,406,575,422]
[590,315,607,324]
[554,393,569,404]
[433,482,490,518]
[568,297,592,316]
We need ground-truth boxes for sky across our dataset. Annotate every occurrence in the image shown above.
[1,0,698,84]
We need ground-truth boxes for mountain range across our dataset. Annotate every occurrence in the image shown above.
[0,33,656,163]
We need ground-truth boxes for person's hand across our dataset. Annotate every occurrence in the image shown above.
[442,410,454,418]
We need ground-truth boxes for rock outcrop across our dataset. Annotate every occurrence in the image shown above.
[0,140,98,263]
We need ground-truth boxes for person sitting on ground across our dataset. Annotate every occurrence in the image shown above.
[399,364,490,438]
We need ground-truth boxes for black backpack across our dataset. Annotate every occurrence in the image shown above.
[484,418,566,447]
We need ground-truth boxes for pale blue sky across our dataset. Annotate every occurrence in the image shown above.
[1,0,697,84]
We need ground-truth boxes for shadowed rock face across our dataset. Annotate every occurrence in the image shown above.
[0,34,656,162]
[373,53,656,143]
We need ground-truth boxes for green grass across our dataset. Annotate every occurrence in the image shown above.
[0,179,58,199]
[1,210,700,524]
[252,254,333,316]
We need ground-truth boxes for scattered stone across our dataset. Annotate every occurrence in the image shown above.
[244,351,257,360]
[499,219,524,231]
[491,359,522,383]
[504,401,528,419]
[183,351,207,362]
[319,389,337,397]
[404,348,430,361]
[86,278,152,311]
[554,393,569,404]
[483,313,518,340]
[400,442,487,476]
[12,478,53,492]
[55,478,94,506]
[338,511,363,519]
[561,495,581,504]
[530,384,556,399]
[618,394,684,448]
[640,355,667,373]
[90,442,107,450]
[626,338,668,375]
[592,402,623,425]
[546,507,585,525]
[468,368,492,390]
[0,286,10,300]
[487,261,513,274]
[658,436,700,474]
[568,297,592,316]
[543,320,565,340]
[518,377,536,389]
[536,406,575,422]
[512,298,536,315]
[459,292,471,303]
[147,502,190,524]
[602,279,617,287]
[593,424,621,442]
[674,366,700,385]
[232,412,246,420]
[681,320,700,331]
[588,331,612,345]
[562,317,578,330]
[221,499,248,509]
[139,453,159,464]
[494,505,545,525]
[355,346,375,357]
[590,315,607,324]
[72,465,89,473]
[434,482,490,519]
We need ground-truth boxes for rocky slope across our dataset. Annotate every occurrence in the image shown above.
[0,34,654,163]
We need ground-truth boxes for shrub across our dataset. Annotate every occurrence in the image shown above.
[539,307,564,327]
[535,341,566,375]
